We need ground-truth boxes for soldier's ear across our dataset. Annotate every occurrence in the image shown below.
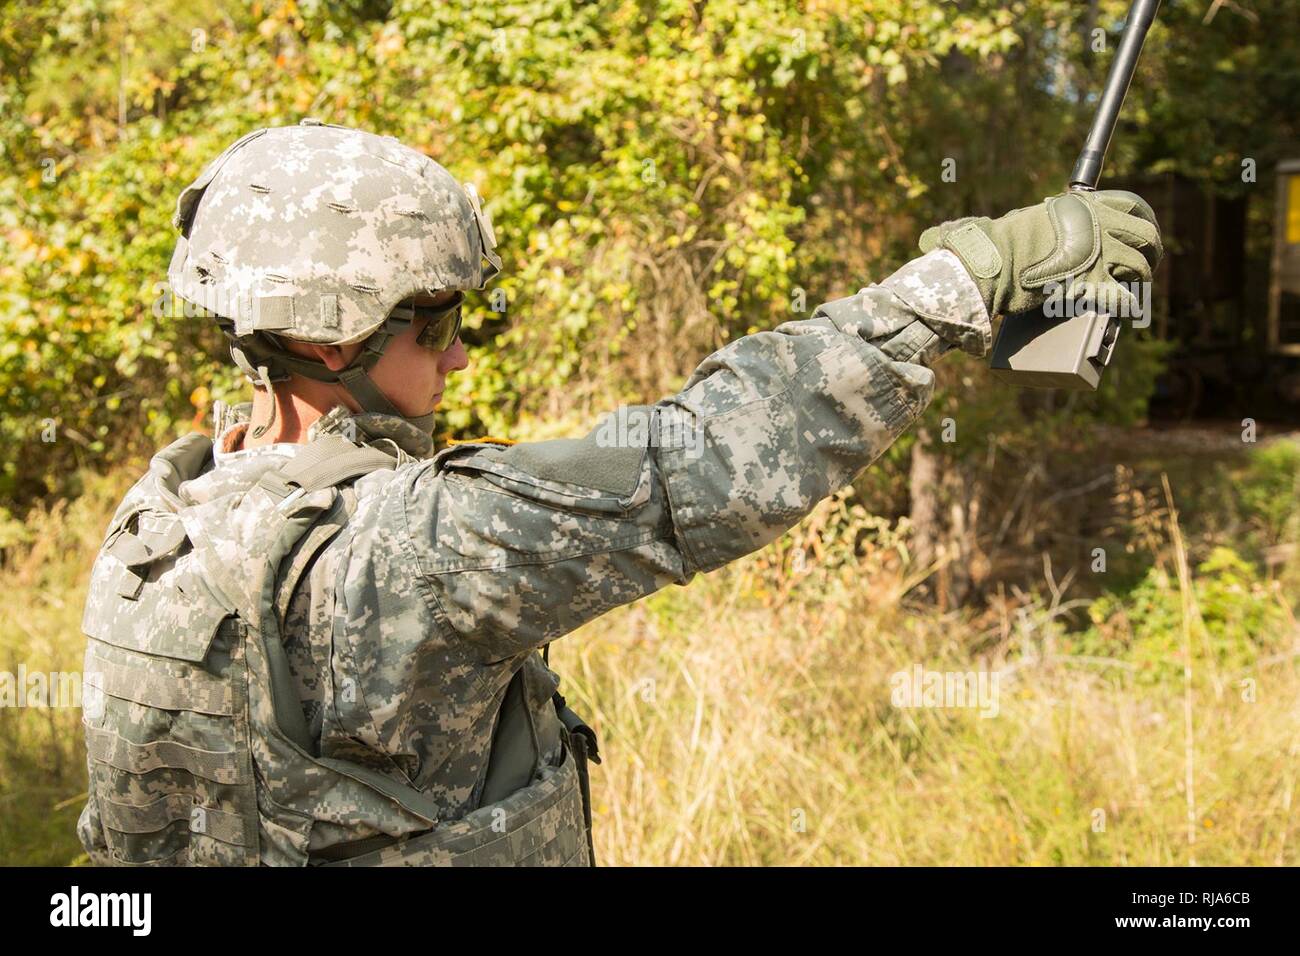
[305,343,353,372]
[279,336,363,371]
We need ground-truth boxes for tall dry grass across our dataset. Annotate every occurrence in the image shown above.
[550,490,1300,866]
[0,465,1296,866]
[0,470,134,865]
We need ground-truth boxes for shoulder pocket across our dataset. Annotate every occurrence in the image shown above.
[438,436,651,518]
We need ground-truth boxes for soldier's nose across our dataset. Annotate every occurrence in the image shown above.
[441,339,469,374]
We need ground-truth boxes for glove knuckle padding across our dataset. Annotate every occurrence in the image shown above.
[1021,193,1101,287]
[1133,197,1158,224]
[1097,191,1162,254]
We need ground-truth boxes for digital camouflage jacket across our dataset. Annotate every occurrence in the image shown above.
[77,249,988,865]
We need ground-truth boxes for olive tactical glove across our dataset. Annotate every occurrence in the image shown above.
[919,189,1163,319]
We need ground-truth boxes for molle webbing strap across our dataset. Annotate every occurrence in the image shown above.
[257,435,397,502]
[85,653,234,716]
[86,726,247,785]
[99,793,254,847]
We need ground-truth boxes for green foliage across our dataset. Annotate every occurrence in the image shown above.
[1235,439,1300,548]
[1129,0,1300,193]
[1076,545,1289,685]
[1119,437,1300,573]
[2,0,1297,511]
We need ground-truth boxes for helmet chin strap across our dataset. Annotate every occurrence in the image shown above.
[251,365,279,440]
[227,312,437,441]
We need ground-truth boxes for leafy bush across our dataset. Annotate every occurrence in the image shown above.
[1235,439,1300,549]
[10,0,1289,510]
[1076,546,1290,685]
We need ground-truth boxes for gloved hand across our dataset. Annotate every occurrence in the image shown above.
[919,189,1163,319]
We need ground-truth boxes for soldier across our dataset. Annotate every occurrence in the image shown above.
[77,120,1161,866]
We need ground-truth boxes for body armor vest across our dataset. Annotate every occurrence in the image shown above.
[77,432,597,866]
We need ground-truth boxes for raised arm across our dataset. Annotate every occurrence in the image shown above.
[404,249,988,660]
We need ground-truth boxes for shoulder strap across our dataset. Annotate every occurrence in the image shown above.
[258,433,397,623]
[252,434,397,755]
[271,491,353,633]
[257,434,397,502]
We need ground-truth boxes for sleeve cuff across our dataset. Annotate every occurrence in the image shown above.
[880,249,992,357]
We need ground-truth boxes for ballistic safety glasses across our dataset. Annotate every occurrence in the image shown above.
[391,292,466,352]
[416,298,463,352]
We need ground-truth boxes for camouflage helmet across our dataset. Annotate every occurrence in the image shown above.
[167,119,501,439]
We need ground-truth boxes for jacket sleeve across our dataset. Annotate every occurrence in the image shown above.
[404,250,989,660]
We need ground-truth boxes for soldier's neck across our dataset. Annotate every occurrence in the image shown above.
[240,384,349,449]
